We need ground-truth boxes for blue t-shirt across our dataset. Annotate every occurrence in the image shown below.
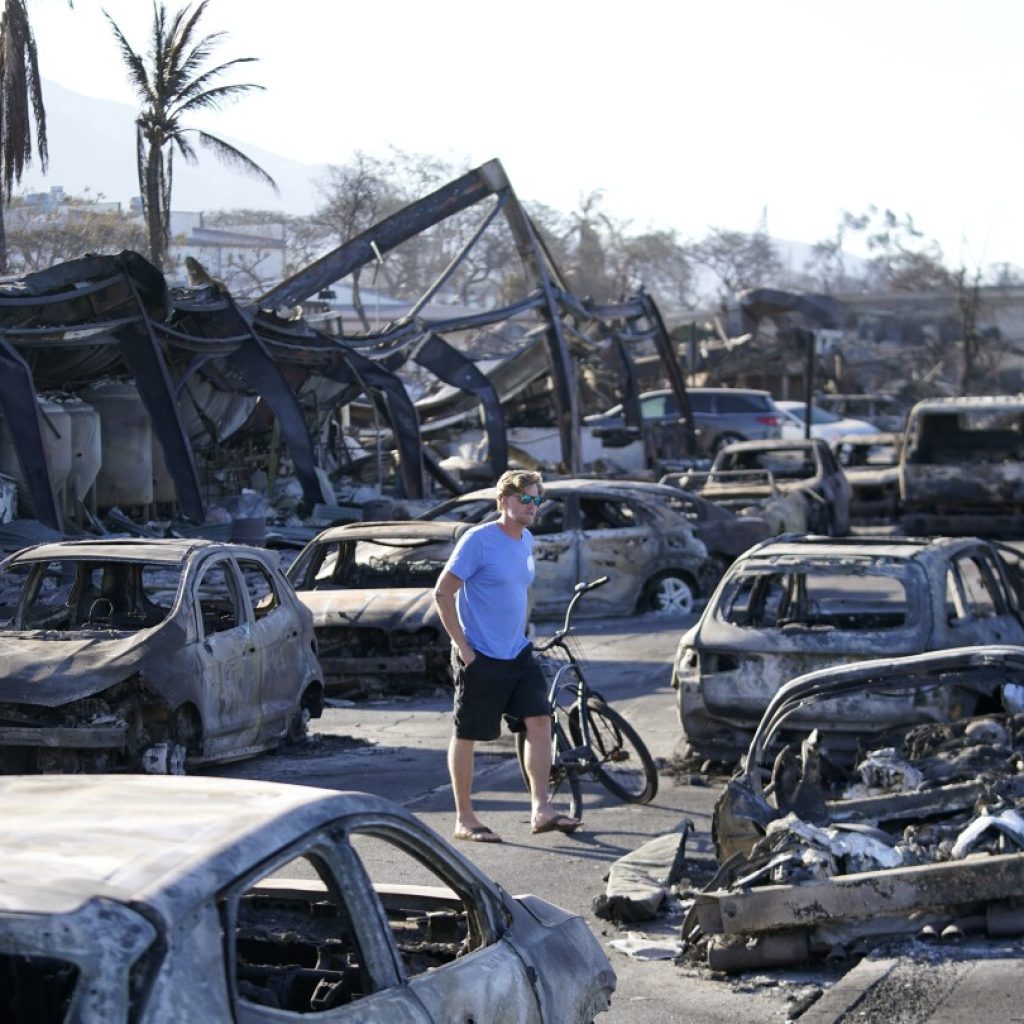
[443,521,534,660]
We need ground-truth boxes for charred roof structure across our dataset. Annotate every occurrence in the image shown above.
[0,160,691,531]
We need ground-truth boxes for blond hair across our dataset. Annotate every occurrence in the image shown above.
[495,469,543,509]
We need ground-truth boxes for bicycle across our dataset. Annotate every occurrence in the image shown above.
[514,577,659,821]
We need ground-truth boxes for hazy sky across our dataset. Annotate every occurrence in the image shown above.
[27,0,1024,271]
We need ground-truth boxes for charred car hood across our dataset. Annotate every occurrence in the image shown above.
[298,588,440,631]
[0,625,182,706]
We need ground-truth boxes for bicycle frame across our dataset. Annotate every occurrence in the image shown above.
[534,576,610,772]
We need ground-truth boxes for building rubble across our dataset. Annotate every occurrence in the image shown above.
[678,646,1024,972]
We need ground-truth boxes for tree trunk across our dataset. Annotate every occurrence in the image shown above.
[0,197,8,275]
[351,266,370,330]
[144,148,164,269]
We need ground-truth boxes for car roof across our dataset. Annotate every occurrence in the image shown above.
[0,775,404,921]
[446,478,690,501]
[6,538,230,565]
[909,395,1024,414]
[310,520,474,544]
[717,438,821,452]
[641,387,772,398]
[737,534,985,564]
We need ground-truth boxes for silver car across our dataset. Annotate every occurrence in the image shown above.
[0,538,324,773]
[673,535,1024,761]
[0,774,616,1022]
[421,478,710,617]
[587,387,783,456]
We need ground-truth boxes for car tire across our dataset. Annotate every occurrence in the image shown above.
[642,572,696,615]
[288,684,324,744]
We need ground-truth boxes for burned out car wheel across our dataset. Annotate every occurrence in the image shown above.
[287,684,324,744]
[643,572,696,616]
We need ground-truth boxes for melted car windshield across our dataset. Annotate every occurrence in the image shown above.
[305,540,447,589]
[0,559,183,631]
[718,567,910,630]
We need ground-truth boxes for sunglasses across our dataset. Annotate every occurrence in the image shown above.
[517,493,544,507]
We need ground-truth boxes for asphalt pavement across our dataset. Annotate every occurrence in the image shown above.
[215,609,1024,1023]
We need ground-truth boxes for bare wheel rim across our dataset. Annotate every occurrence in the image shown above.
[652,575,694,615]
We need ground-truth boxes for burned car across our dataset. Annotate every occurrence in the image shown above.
[421,478,710,617]
[0,774,615,1022]
[0,539,323,773]
[669,437,852,537]
[830,431,902,524]
[286,521,472,696]
[690,646,1024,971]
[672,535,1024,761]
[900,394,1024,538]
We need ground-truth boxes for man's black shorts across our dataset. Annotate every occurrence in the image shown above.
[451,645,549,741]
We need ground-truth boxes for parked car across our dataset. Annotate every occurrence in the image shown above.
[585,387,783,456]
[0,774,615,1022]
[607,479,772,578]
[900,395,1024,538]
[421,478,710,617]
[286,521,473,696]
[0,538,323,773]
[830,431,902,524]
[816,392,908,433]
[673,438,852,536]
[775,400,878,442]
[672,535,1024,761]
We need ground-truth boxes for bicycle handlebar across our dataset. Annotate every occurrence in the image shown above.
[534,576,610,651]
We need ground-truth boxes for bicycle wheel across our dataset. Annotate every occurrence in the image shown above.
[571,698,658,804]
[514,717,582,821]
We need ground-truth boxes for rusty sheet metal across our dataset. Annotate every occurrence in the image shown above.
[695,851,1024,936]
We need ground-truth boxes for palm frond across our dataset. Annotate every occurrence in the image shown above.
[173,131,198,164]
[103,10,153,102]
[171,80,264,119]
[174,55,256,104]
[0,0,48,193]
[193,130,278,193]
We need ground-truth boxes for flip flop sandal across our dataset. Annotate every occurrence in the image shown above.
[453,825,503,843]
[531,815,581,834]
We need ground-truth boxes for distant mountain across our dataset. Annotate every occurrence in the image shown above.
[16,80,326,215]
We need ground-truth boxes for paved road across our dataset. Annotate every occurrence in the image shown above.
[214,609,1024,1023]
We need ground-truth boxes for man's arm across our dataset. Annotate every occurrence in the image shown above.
[434,571,475,666]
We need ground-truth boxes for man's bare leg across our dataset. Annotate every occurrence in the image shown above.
[522,714,581,831]
[448,734,501,839]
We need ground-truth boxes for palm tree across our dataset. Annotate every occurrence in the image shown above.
[106,0,277,269]
[0,0,69,273]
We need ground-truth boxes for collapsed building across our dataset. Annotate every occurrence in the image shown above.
[0,159,702,535]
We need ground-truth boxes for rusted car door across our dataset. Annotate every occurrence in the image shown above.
[576,495,659,614]
[530,493,579,618]
[236,557,301,743]
[192,557,262,754]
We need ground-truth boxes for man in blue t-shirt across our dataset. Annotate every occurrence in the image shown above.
[434,469,581,843]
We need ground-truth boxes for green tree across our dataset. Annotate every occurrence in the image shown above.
[105,0,277,269]
[0,0,72,272]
